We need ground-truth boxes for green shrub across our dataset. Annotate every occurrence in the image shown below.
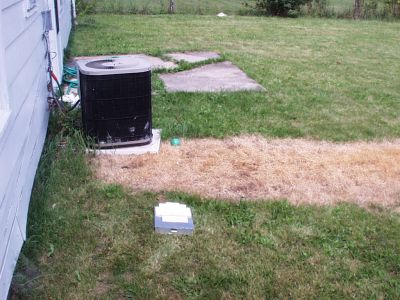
[75,0,98,15]
[252,0,308,16]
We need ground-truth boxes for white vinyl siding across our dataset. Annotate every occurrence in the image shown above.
[0,0,74,297]
[0,15,11,138]
[25,0,38,17]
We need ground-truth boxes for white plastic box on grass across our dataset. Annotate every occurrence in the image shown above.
[154,202,194,235]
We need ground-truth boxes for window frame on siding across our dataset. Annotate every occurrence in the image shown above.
[25,0,39,18]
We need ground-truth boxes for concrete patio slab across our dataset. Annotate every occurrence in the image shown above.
[159,61,265,92]
[166,51,221,63]
[74,54,177,71]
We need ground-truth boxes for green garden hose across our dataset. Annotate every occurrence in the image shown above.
[63,66,78,89]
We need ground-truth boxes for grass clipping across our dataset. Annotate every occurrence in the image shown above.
[92,136,400,207]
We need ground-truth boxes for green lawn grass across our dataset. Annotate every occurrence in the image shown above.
[13,128,400,298]
[12,15,400,298]
[71,15,400,141]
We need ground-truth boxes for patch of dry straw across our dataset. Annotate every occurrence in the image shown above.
[92,136,400,207]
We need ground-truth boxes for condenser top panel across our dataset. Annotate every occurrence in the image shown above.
[76,56,151,76]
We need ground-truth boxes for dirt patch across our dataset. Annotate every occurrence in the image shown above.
[91,272,113,296]
[92,136,400,207]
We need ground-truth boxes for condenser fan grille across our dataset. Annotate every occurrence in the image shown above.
[77,56,153,148]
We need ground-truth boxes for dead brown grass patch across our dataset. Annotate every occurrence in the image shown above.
[92,136,400,207]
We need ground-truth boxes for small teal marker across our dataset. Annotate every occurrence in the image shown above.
[170,137,181,146]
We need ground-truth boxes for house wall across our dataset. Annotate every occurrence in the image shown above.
[48,0,73,80]
[0,0,74,297]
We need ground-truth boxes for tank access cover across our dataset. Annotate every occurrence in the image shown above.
[154,202,194,235]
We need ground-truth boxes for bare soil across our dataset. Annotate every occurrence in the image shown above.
[92,136,400,207]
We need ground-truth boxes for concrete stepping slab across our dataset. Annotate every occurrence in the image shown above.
[166,51,221,63]
[159,61,265,92]
[74,54,177,71]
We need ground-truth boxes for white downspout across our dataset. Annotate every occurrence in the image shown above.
[46,0,62,83]
[72,0,77,20]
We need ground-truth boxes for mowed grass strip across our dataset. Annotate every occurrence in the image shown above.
[94,0,247,15]
[70,15,400,141]
[14,132,400,298]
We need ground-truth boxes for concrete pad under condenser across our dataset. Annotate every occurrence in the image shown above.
[166,51,221,63]
[159,62,265,92]
[94,129,162,156]
[74,54,177,71]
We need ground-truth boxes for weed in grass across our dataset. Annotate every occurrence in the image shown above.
[224,201,255,228]
[102,183,125,199]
